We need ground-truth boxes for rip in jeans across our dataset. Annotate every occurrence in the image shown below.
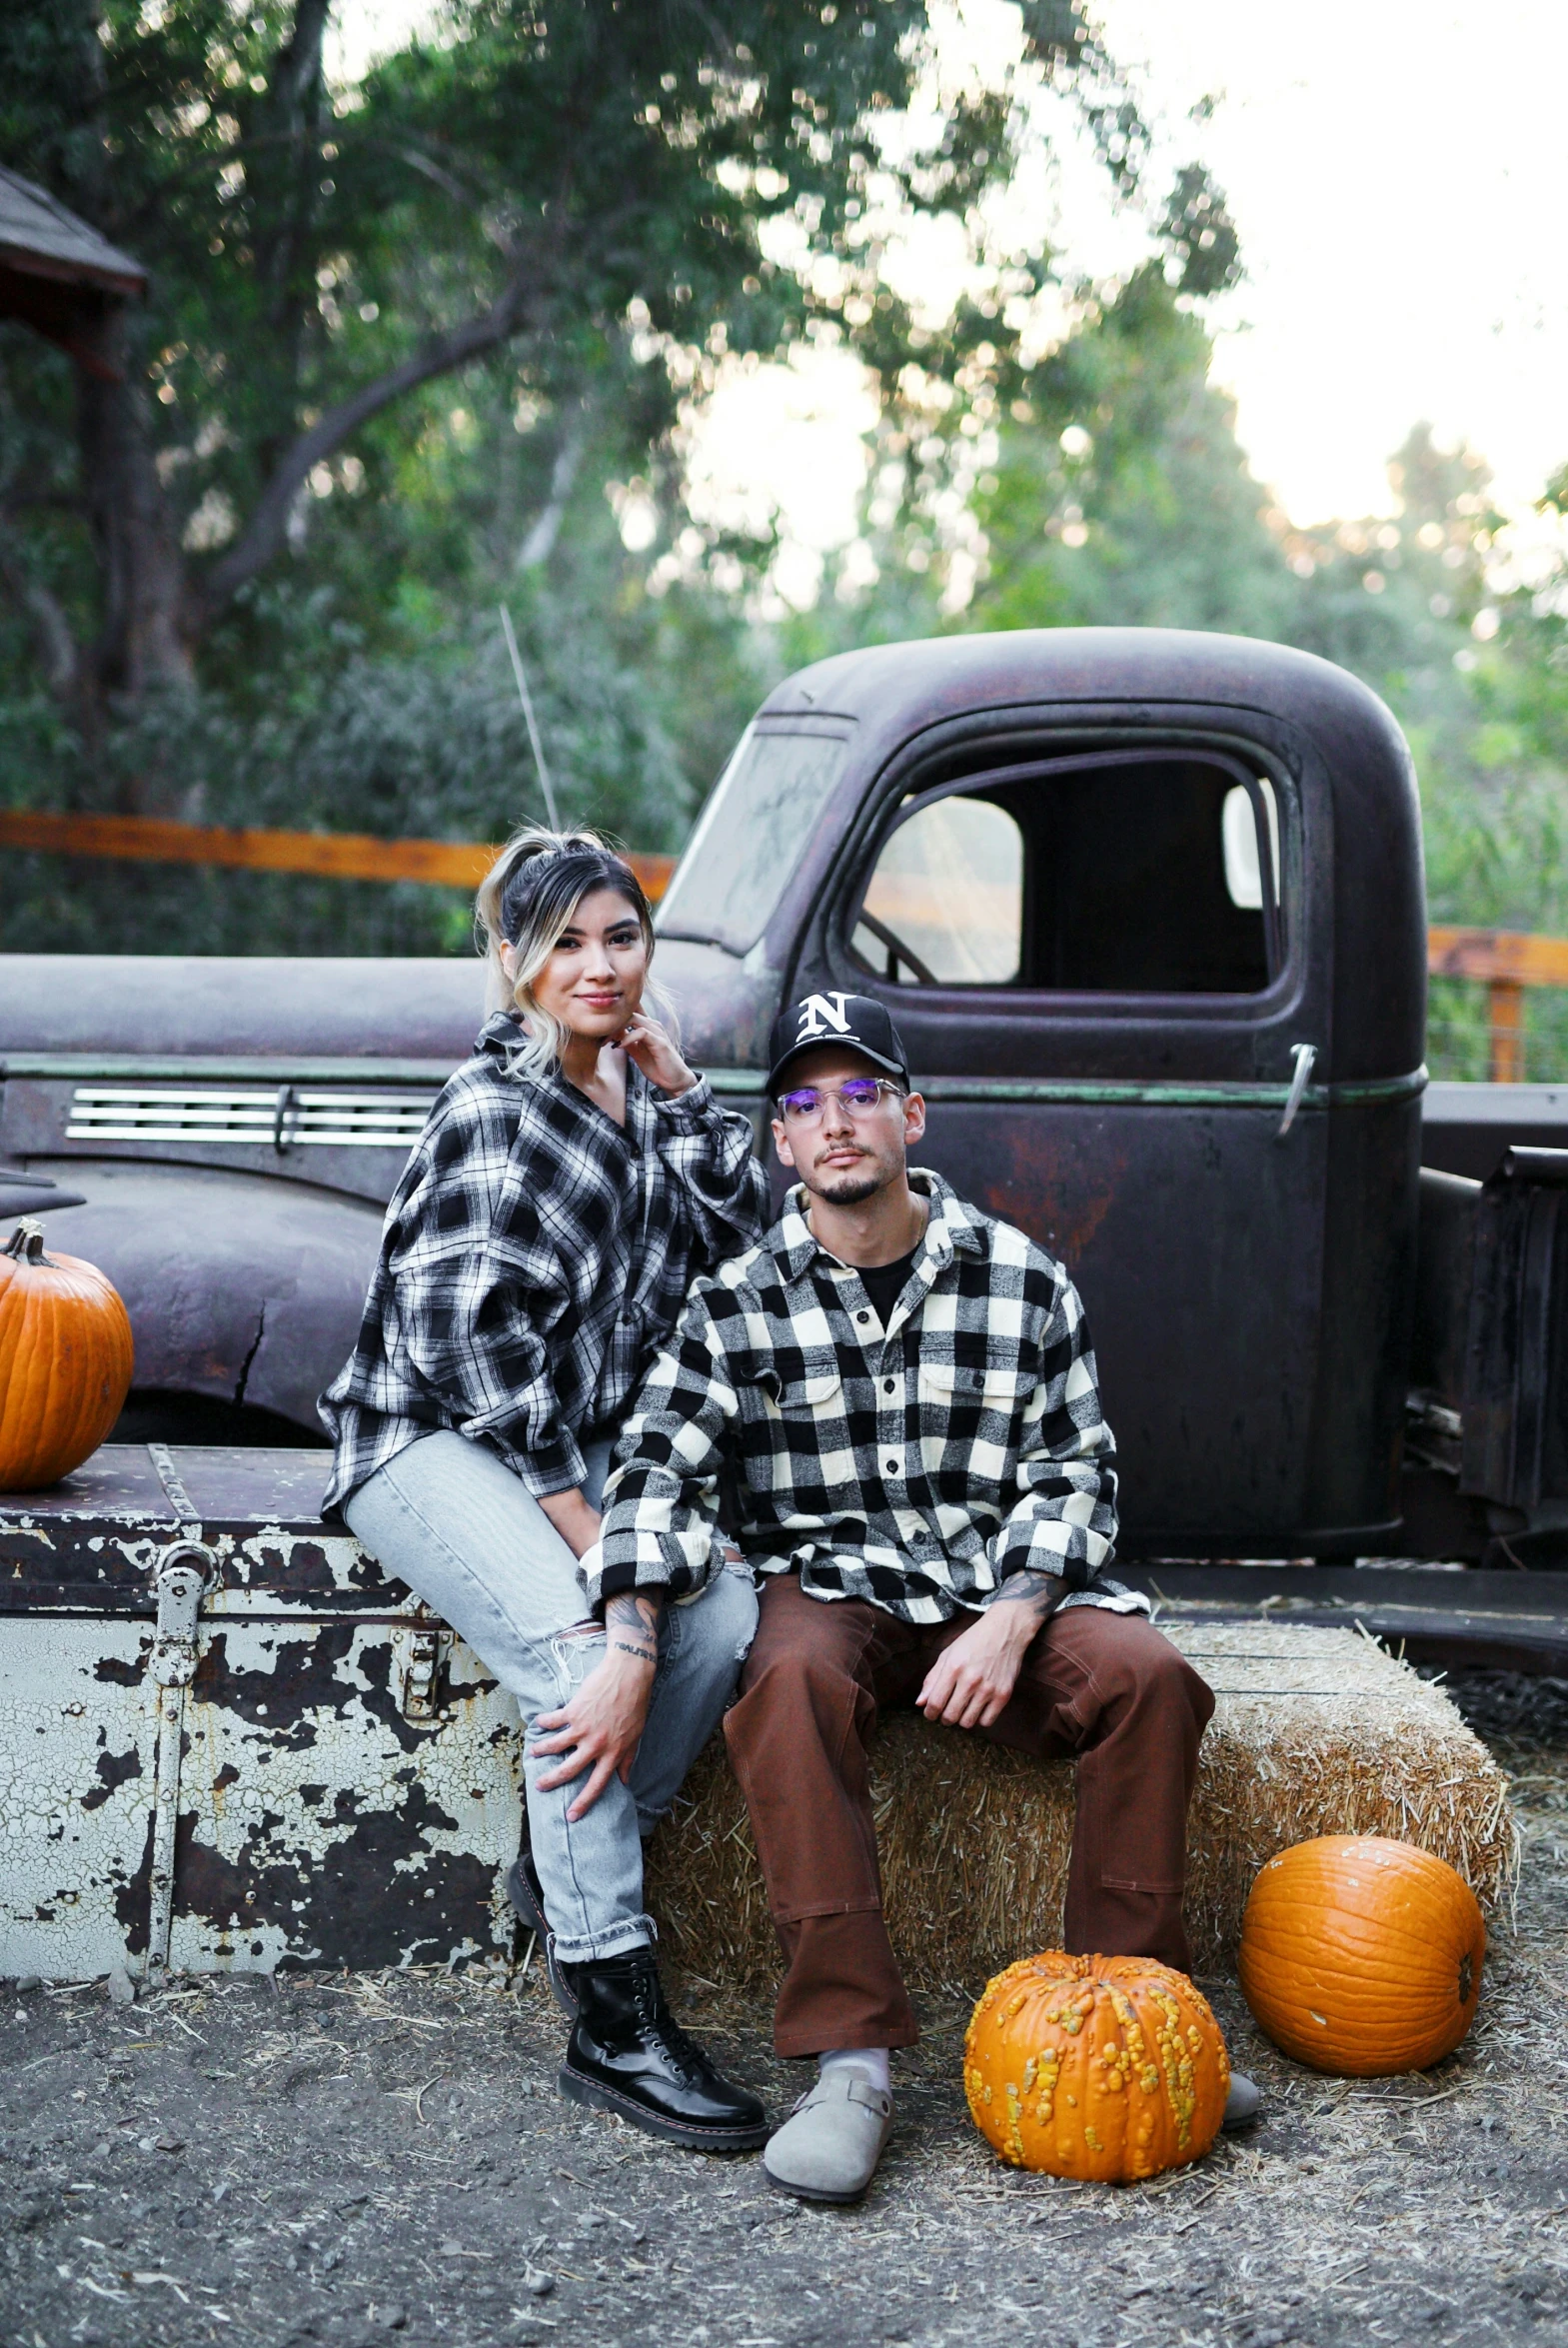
[542,1622,606,1698]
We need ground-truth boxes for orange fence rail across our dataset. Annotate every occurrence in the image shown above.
[0,811,1560,1079]
[0,809,677,903]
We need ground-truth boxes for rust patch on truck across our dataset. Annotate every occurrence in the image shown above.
[193,1624,363,1747]
[173,1780,504,1971]
[973,1121,1129,1265]
[81,1744,143,1810]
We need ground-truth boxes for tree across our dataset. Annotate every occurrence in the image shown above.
[961,257,1288,639]
[0,0,1136,766]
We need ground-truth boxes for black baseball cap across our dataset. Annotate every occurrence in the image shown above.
[767,992,910,1099]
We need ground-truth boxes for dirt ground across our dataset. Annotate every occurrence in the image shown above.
[4,1669,1568,2348]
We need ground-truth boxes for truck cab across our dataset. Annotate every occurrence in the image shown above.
[657,628,1425,1560]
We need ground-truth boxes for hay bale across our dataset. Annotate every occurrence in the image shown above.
[644,1621,1517,1991]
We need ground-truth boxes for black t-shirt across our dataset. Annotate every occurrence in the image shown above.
[856,1246,918,1326]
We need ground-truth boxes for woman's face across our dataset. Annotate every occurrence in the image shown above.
[516,887,648,1044]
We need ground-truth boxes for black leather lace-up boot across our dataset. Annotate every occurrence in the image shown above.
[559,1948,769,2150]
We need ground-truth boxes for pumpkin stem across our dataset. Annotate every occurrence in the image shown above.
[3,1217,54,1267]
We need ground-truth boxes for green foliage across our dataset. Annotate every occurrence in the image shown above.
[0,562,764,950]
[1156,166,1241,300]
[0,0,1109,659]
[967,264,1294,637]
[1284,428,1568,1078]
[0,0,1164,952]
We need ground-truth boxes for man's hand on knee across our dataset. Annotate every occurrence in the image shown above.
[533,1591,663,1819]
[916,1577,1057,1729]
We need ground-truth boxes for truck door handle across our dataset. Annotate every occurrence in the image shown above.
[1277,1043,1317,1139]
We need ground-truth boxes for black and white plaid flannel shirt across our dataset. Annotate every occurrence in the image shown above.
[591,1169,1144,1624]
[320,1013,770,1515]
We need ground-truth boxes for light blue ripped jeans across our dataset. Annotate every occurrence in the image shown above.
[345,1429,758,1965]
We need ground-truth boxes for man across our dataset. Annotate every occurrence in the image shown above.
[589,992,1258,2200]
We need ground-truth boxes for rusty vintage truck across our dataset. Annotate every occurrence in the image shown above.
[5,626,1568,1981]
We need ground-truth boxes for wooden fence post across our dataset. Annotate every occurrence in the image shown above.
[1488,979,1525,1083]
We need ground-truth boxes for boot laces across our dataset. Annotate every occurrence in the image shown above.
[630,1966,705,2078]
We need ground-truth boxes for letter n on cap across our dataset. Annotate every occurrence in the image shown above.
[795,993,852,1041]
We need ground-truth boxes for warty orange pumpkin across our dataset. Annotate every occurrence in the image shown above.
[0,1218,134,1491]
[964,1950,1230,2182]
[1238,1834,1484,2075]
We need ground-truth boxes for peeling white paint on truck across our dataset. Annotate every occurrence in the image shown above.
[0,1448,525,1982]
[0,1615,154,1982]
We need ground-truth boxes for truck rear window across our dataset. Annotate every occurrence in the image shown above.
[657,725,852,956]
[851,752,1282,996]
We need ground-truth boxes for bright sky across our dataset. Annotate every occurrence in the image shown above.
[332,2,1568,554]
[1105,0,1568,528]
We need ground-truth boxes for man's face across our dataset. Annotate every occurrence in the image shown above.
[771,1047,926,1207]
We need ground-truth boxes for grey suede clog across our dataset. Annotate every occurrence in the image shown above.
[762,2069,893,2204]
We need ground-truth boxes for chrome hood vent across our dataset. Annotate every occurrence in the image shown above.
[66,1086,437,1150]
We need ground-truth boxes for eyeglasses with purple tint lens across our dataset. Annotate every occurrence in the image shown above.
[778,1079,901,1123]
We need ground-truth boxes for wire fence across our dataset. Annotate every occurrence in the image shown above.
[1427,982,1568,1084]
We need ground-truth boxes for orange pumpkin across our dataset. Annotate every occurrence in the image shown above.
[964,1951,1230,2182]
[0,1219,134,1490]
[1238,1834,1484,2076]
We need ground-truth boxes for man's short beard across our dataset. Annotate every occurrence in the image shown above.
[809,1166,888,1207]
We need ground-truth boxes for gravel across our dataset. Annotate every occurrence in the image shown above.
[3,1669,1567,2347]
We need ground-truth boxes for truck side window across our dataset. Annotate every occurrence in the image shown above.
[854,796,1023,985]
[851,754,1279,995]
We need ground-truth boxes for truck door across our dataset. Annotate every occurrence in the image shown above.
[787,721,1339,1555]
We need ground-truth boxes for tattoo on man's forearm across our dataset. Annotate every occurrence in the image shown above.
[993,1573,1058,1618]
[606,1592,659,1625]
[605,1589,662,1662]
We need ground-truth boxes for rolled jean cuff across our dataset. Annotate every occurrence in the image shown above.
[551,1911,659,1966]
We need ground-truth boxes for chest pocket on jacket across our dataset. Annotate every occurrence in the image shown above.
[777,1370,843,1423]
[916,1363,1033,1413]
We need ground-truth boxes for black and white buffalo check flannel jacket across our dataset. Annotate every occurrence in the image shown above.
[319,1013,769,1516]
[590,1169,1146,1624]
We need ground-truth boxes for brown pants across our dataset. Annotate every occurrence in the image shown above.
[724,1574,1215,2056]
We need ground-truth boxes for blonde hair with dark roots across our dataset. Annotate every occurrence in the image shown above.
[475,825,668,1077]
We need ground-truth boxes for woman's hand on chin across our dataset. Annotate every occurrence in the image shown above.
[620,1010,697,1097]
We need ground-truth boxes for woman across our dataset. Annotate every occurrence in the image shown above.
[320,827,770,2150]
